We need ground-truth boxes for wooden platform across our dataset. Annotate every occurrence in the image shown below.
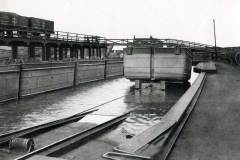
[194,61,217,73]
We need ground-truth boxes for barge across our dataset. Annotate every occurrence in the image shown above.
[124,37,192,88]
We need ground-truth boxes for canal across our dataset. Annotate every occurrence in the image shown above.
[0,69,198,136]
[0,78,132,134]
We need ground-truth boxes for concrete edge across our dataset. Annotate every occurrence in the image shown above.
[157,73,206,160]
[113,72,206,154]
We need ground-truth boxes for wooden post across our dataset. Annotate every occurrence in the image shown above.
[96,47,99,58]
[104,59,107,79]
[160,81,166,91]
[99,47,102,59]
[54,46,58,60]
[46,46,51,61]
[135,80,142,89]
[80,47,84,59]
[12,45,18,59]
[92,47,95,58]
[18,64,22,99]
[64,48,68,58]
[88,47,91,59]
[32,45,35,58]
[73,61,77,86]
[59,46,63,60]
[28,45,34,58]
[70,47,74,58]
[75,48,79,59]
[150,47,154,80]
[42,44,46,61]
[104,47,107,59]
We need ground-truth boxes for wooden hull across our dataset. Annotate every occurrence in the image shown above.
[124,47,192,81]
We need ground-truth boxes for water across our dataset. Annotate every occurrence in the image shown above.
[60,81,193,159]
[78,82,190,139]
[0,78,133,134]
[0,68,198,135]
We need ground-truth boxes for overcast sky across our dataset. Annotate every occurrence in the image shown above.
[1,0,240,47]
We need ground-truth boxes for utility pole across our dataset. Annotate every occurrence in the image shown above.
[213,19,217,59]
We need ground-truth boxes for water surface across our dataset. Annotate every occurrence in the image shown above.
[0,68,198,135]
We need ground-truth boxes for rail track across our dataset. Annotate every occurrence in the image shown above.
[15,113,129,160]
[0,82,144,159]
[0,109,98,159]
[0,107,129,160]
[0,109,97,145]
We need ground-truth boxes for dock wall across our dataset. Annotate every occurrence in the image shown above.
[20,63,75,97]
[0,65,20,102]
[76,62,105,84]
[106,60,124,77]
[0,59,123,102]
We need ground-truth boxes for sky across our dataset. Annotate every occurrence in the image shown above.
[1,0,240,47]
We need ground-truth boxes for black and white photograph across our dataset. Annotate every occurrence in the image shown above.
[0,0,239,160]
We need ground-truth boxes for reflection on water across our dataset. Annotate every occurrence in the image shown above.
[119,82,191,136]
[75,81,194,149]
[0,78,133,134]
[116,69,197,139]
[78,80,192,142]
[0,68,199,136]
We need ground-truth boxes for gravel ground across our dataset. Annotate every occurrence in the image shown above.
[168,62,240,160]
